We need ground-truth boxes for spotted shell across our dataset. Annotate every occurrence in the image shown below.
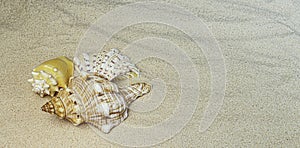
[28,56,73,97]
[73,48,139,81]
[41,75,151,133]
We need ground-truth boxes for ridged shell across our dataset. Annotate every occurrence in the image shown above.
[73,48,139,81]
[41,75,151,133]
[28,56,73,97]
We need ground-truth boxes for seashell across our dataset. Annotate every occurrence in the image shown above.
[41,75,151,133]
[28,56,74,97]
[73,48,139,81]
[40,48,151,133]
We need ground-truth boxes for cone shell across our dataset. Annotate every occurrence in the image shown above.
[28,56,74,97]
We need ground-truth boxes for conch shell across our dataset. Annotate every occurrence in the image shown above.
[42,75,151,133]
[28,56,74,97]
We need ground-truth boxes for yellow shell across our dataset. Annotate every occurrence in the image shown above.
[28,56,74,97]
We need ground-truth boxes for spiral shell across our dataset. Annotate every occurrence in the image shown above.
[41,75,151,133]
[28,56,73,97]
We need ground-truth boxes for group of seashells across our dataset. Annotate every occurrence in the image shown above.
[28,49,151,133]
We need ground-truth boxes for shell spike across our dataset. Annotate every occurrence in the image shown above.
[31,71,39,76]
[28,78,34,83]
[41,97,66,119]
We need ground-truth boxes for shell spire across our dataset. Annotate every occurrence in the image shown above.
[41,95,66,119]
[41,101,55,114]
[41,90,84,125]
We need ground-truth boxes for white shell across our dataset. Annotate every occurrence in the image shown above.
[68,75,150,133]
[74,48,139,81]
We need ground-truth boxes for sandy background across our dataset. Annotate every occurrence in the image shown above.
[0,0,299,147]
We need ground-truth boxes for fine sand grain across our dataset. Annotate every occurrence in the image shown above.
[0,0,299,147]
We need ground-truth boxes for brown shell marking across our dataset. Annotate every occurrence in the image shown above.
[41,75,151,133]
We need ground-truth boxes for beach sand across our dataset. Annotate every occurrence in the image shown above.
[0,0,299,147]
